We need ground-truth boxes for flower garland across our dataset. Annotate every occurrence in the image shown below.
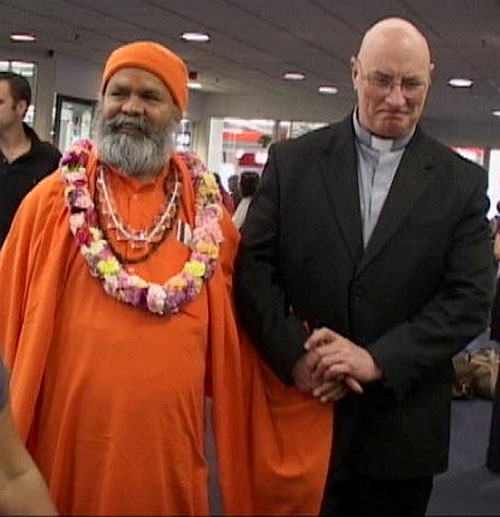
[61,140,223,316]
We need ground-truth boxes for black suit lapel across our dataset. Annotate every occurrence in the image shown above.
[357,129,435,276]
[319,118,364,265]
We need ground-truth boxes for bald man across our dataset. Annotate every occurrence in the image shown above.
[235,17,493,516]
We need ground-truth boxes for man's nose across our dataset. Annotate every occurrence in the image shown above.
[121,94,145,115]
[385,83,406,107]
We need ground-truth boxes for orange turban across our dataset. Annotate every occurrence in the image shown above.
[101,41,189,112]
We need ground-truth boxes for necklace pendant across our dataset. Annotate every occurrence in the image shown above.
[130,240,147,250]
[105,218,117,230]
[115,232,128,242]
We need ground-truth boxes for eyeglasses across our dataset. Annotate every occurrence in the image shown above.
[355,59,428,96]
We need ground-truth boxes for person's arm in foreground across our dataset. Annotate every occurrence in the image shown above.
[0,380,57,515]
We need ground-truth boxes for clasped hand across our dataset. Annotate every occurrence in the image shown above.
[291,327,382,403]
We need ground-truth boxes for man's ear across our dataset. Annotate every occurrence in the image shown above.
[16,99,28,120]
[428,62,435,85]
[350,56,358,90]
[351,56,358,77]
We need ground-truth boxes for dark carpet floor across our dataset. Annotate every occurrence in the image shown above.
[427,333,500,516]
[427,398,500,516]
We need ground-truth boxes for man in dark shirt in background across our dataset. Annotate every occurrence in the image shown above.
[0,72,60,245]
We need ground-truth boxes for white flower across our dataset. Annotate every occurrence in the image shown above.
[69,213,85,234]
[146,284,167,314]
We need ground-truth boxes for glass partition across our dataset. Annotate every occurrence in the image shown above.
[53,95,96,153]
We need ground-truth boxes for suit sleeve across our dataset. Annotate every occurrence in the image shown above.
[235,145,308,383]
[368,167,494,401]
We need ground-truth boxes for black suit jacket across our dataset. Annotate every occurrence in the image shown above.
[235,115,494,478]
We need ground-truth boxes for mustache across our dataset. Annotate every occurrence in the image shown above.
[104,114,153,137]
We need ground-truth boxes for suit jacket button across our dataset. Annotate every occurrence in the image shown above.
[353,287,364,301]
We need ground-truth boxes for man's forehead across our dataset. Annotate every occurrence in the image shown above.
[359,24,431,66]
[0,81,13,99]
[368,64,428,77]
[359,39,431,76]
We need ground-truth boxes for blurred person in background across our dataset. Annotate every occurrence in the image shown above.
[232,171,260,230]
[214,172,235,213]
[228,173,242,208]
[0,72,60,246]
[487,200,500,473]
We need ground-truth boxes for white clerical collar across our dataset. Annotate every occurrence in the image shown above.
[352,109,414,152]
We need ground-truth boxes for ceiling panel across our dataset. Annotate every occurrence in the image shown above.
[0,0,499,125]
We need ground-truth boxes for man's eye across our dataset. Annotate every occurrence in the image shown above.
[372,75,392,87]
[403,79,424,89]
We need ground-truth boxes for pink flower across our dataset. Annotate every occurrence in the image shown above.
[60,151,79,167]
[75,226,92,246]
[73,191,92,210]
[76,139,93,151]
[78,152,89,166]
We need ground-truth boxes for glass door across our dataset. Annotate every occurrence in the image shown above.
[53,95,96,153]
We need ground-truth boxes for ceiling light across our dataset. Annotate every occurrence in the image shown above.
[448,78,473,88]
[318,85,338,94]
[181,32,210,42]
[10,33,36,42]
[283,72,305,81]
[11,61,34,69]
[492,110,500,117]
[188,81,202,89]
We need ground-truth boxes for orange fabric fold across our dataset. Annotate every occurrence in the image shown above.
[0,149,332,515]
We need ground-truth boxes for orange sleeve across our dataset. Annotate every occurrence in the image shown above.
[0,172,75,440]
[208,207,333,515]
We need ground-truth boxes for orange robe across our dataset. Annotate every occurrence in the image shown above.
[0,149,332,515]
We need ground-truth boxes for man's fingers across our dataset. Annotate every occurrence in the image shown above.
[312,381,347,401]
[345,376,364,394]
[304,327,339,350]
[324,363,350,381]
[319,384,349,403]
[321,389,348,403]
[311,356,334,382]
[313,380,342,398]
[304,348,321,371]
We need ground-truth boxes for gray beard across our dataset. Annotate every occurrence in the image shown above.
[95,112,177,180]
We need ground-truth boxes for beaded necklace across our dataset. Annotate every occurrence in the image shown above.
[62,140,223,316]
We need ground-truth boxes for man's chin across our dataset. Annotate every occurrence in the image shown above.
[374,121,413,139]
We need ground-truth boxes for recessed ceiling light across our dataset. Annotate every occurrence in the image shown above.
[283,72,305,81]
[188,81,202,89]
[492,110,500,117]
[448,78,473,88]
[318,85,338,94]
[10,33,36,42]
[11,61,34,69]
[181,32,210,42]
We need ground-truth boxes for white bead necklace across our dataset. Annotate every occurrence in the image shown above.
[96,164,181,244]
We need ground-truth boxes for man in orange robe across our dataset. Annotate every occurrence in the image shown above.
[0,41,332,515]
